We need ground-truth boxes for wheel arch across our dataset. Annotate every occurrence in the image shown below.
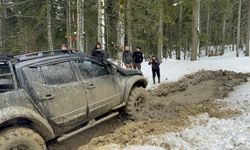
[122,75,148,104]
[0,107,55,142]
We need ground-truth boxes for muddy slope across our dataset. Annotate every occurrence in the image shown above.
[49,70,249,150]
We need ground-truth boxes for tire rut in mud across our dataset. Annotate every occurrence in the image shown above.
[49,70,249,150]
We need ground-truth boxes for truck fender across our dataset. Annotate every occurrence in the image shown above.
[0,106,55,141]
[122,75,148,103]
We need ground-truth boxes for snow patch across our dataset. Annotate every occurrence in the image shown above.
[149,113,250,150]
[142,51,250,86]
[147,81,250,150]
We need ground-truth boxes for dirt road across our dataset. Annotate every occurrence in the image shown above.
[48,70,249,150]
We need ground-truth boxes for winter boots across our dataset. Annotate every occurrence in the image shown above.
[153,77,156,84]
[153,77,160,84]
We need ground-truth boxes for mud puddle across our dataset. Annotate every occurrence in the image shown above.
[48,70,249,150]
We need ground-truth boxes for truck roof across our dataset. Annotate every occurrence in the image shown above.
[13,50,89,68]
[0,55,14,61]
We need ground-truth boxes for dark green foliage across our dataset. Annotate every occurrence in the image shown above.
[0,0,248,57]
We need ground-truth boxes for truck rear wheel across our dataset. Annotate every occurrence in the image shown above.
[125,87,148,120]
[0,127,46,150]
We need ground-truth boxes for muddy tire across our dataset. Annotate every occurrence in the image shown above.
[125,87,148,120]
[0,127,47,150]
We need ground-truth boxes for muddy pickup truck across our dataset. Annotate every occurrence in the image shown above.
[0,51,147,150]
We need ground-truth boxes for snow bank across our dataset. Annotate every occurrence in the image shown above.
[119,52,250,150]
[142,51,250,86]
[150,113,250,150]
[147,80,250,150]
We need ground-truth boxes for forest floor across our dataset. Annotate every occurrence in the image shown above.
[48,70,250,150]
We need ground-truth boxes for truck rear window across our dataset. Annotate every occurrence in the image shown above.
[0,61,14,93]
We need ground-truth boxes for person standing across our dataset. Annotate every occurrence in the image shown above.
[61,44,73,53]
[133,47,143,70]
[148,56,161,84]
[122,46,133,68]
[61,44,68,50]
[91,42,109,62]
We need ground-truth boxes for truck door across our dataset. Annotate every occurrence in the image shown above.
[22,60,87,131]
[71,57,121,119]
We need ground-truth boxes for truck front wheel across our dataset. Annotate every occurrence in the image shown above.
[125,87,148,120]
[0,127,46,150]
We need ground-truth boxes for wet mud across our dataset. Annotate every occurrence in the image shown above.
[48,70,249,150]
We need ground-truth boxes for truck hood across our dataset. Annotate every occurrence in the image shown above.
[106,60,142,76]
[117,67,143,76]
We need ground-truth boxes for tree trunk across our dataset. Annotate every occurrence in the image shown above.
[66,0,72,49]
[184,27,189,60]
[246,0,250,56]
[236,0,241,57]
[126,0,132,50]
[77,0,81,51]
[0,0,3,54]
[157,0,163,61]
[191,0,200,61]
[81,0,85,52]
[176,4,182,60]
[232,30,235,52]
[221,0,229,55]
[47,0,53,51]
[117,1,125,49]
[77,0,84,52]
[98,0,105,48]
[197,0,200,57]
[206,0,210,56]
[117,1,125,53]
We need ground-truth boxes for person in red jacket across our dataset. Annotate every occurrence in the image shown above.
[148,56,161,84]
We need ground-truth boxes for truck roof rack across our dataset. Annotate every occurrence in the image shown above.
[14,50,76,62]
[0,55,14,61]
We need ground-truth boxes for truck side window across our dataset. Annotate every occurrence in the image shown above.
[73,59,109,78]
[0,61,14,92]
[41,62,76,84]
[22,67,44,84]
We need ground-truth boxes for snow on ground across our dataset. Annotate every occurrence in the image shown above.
[96,144,165,150]
[148,81,250,150]
[142,51,250,86]
[117,51,250,150]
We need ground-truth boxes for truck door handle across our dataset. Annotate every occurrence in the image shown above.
[42,94,55,101]
[86,84,96,89]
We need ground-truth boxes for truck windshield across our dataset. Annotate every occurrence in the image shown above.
[0,61,14,93]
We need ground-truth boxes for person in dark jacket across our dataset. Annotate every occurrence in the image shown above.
[60,44,73,53]
[122,46,133,68]
[133,47,143,70]
[148,56,161,84]
[91,42,109,62]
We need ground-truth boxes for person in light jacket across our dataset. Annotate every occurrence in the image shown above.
[122,46,133,68]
